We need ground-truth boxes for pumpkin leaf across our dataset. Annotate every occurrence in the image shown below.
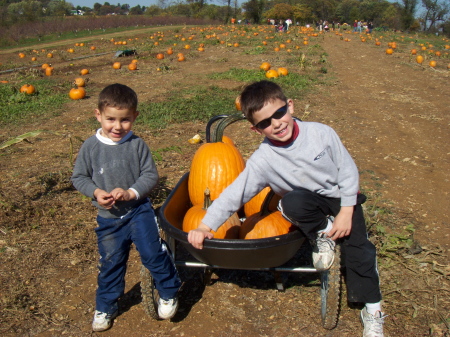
[0,130,44,149]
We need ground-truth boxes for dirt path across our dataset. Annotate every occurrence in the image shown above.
[309,35,450,248]
[1,30,449,337]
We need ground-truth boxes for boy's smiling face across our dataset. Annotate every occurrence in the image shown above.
[95,106,139,142]
[251,98,295,142]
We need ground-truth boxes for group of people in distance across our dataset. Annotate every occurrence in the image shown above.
[71,80,386,337]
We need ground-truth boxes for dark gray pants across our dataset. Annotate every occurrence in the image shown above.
[280,188,382,304]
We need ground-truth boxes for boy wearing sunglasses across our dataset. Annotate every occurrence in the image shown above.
[188,80,385,337]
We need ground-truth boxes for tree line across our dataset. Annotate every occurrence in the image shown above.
[0,0,449,36]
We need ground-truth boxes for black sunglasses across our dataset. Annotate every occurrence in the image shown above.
[254,103,288,129]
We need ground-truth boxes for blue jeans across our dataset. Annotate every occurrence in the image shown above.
[95,201,180,314]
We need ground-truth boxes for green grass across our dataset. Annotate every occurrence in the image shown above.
[137,85,240,130]
[0,78,70,124]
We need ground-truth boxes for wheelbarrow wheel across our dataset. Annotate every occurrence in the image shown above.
[320,243,341,330]
[140,264,160,320]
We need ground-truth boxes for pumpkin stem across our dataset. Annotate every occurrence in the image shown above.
[211,113,246,143]
[260,189,275,217]
[203,188,212,210]
[206,115,228,143]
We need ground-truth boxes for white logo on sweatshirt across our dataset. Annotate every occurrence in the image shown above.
[99,168,104,175]
[314,150,326,161]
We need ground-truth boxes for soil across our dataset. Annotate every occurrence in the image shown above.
[0,28,449,337]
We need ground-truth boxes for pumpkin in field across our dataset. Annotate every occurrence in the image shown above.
[385,48,393,55]
[411,49,417,55]
[182,188,241,239]
[20,84,35,95]
[45,66,54,76]
[74,78,86,87]
[277,67,288,76]
[243,187,281,217]
[429,60,437,68]
[265,69,279,79]
[18,52,26,58]
[156,53,164,60]
[167,48,174,55]
[177,54,186,62]
[235,95,241,111]
[80,69,89,75]
[416,55,424,64]
[240,190,296,239]
[188,114,246,205]
[112,62,121,69]
[128,62,137,71]
[260,62,271,71]
[69,87,86,100]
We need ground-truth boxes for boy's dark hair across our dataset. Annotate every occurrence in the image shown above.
[98,83,138,112]
[240,80,287,125]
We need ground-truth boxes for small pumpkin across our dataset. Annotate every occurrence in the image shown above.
[416,55,424,64]
[429,60,437,68]
[47,53,53,58]
[45,66,54,76]
[156,53,164,60]
[277,67,288,76]
[240,190,296,239]
[41,63,49,69]
[74,77,86,87]
[385,48,393,55]
[128,62,137,71]
[265,69,279,79]
[235,95,241,111]
[20,84,35,95]
[260,62,271,71]
[182,188,241,239]
[69,87,86,100]
[18,52,26,58]
[80,69,89,75]
[112,62,121,69]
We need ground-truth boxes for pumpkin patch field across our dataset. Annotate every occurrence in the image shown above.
[0,25,449,337]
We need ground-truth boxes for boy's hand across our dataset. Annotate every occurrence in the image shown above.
[327,206,354,241]
[188,223,214,249]
[94,189,115,209]
[110,188,136,201]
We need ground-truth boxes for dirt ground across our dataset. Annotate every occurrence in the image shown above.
[0,27,449,337]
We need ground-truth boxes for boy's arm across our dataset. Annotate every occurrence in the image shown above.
[71,141,99,199]
[128,140,159,199]
[187,223,214,249]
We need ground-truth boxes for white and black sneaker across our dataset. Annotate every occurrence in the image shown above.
[158,297,178,320]
[312,232,336,271]
[92,310,118,332]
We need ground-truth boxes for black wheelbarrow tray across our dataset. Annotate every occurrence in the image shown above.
[140,172,343,329]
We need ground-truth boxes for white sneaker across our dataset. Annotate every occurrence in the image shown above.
[92,310,118,332]
[361,307,386,337]
[312,232,336,271]
[158,297,178,320]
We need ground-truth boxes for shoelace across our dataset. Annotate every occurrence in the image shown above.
[366,312,387,334]
[316,235,335,251]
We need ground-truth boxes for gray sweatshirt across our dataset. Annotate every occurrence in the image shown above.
[202,120,359,231]
[71,130,159,218]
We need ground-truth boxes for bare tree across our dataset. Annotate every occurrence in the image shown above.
[421,0,449,31]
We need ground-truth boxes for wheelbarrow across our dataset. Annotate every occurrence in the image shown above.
[140,172,342,329]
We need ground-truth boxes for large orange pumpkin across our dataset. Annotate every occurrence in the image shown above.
[182,188,241,239]
[188,114,246,205]
[240,190,295,239]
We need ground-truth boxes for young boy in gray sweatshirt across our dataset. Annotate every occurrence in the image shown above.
[71,83,180,332]
[188,80,385,337]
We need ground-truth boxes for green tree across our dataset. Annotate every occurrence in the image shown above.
[242,0,265,23]
[264,3,293,20]
[399,0,417,30]
[8,1,43,23]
